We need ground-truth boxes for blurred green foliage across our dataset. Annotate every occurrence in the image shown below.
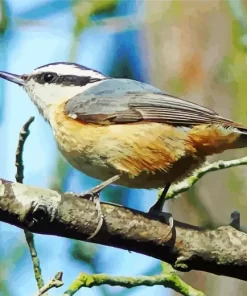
[0,0,8,35]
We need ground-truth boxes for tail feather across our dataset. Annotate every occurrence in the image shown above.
[211,115,247,150]
[188,121,247,155]
[232,128,247,149]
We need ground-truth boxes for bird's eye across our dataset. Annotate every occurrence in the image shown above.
[43,73,56,83]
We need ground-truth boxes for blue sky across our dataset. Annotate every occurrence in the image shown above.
[0,1,170,295]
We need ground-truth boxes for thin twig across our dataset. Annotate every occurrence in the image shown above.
[62,272,206,296]
[15,117,45,290]
[162,157,247,200]
[34,272,63,296]
[15,116,34,183]
[24,230,44,290]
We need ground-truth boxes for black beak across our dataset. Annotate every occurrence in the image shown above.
[0,71,27,86]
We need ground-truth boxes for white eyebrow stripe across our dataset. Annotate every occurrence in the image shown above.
[32,64,106,79]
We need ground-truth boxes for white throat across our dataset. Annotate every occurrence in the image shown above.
[24,80,103,121]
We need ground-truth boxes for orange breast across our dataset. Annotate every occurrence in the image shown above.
[50,103,199,184]
[49,103,241,188]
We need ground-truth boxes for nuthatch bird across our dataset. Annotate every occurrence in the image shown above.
[1,62,247,218]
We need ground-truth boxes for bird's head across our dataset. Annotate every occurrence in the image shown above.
[0,62,106,120]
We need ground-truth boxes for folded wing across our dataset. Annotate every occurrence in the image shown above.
[64,78,242,128]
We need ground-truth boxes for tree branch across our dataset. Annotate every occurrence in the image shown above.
[34,272,63,296]
[62,272,205,296]
[15,116,35,184]
[0,180,247,281]
[163,157,247,201]
[15,117,45,291]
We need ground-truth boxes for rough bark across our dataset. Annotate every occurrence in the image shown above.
[0,179,247,281]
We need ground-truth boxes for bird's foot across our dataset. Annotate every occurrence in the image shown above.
[76,175,120,240]
[86,192,104,240]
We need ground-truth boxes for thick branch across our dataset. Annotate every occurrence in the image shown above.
[0,180,247,281]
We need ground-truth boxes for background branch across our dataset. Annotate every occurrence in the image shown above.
[15,116,35,184]
[34,272,63,296]
[162,157,247,201]
[62,271,206,296]
[15,117,45,291]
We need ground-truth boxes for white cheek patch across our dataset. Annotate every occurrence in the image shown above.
[24,80,104,121]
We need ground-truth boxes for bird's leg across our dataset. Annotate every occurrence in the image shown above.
[148,184,173,230]
[76,175,120,240]
[81,175,120,201]
[149,184,171,212]
[149,184,171,213]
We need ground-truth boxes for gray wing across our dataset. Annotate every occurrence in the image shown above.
[64,79,235,126]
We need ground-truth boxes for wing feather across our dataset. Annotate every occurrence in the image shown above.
[64,80,239,127]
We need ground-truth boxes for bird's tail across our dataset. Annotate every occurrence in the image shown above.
[188,119,247,155]
[233,126,247,149]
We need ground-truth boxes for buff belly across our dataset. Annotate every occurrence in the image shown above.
[49,107,207,188]
[49,103,242,189]
[59,147,205,189]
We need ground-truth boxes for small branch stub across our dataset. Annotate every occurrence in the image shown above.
[230,211,240,230]
[34,272,64,296]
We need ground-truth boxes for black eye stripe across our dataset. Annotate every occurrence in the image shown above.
[30,72,57,84]
[30,73,104,86]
